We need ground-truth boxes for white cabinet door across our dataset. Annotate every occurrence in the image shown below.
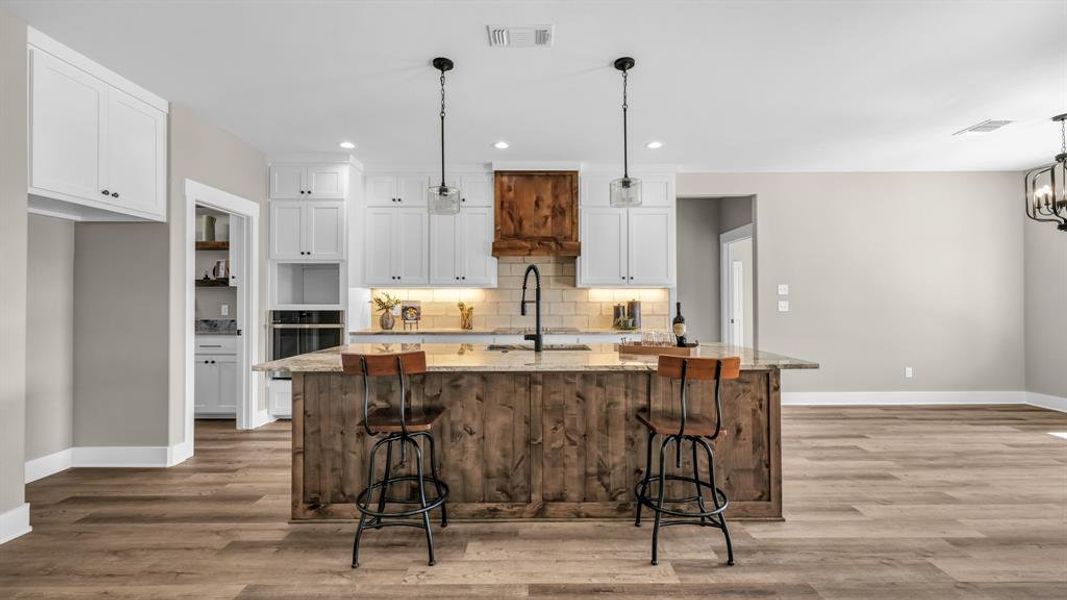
[215,355,238,414]
[579,207,628,286]
[429,213,459,284]
[306,201,344,260]
[459,207,495,285]
[269,379,292,418]
[270,165,305,199]
[628,207,675,286]
[365,175,397,206]
[396,174,430,206]
[29,48,106,202]
[363,208,397,285]
[580,173,615,207]
[194,357,219,414]
[396,208,429,284]
[270,202,306,260]
[306,164,346,199]
[104,87,166,217]
[637,175,673,207]
[460,174,492,207]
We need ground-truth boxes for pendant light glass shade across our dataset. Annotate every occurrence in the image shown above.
[609,176,642,208]
[428,57,460,216]
[610,57,642,208]
[427,184,461,215]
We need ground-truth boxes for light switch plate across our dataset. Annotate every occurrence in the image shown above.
[905,367,913,378]
[777,300,790,312]
[221,304,229,316]
[777,284,789,296]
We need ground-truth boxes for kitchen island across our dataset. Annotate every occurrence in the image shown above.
[254,343,816,521]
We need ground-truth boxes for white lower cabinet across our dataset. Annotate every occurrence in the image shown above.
[194,353,237,417]
[268,379,292,419]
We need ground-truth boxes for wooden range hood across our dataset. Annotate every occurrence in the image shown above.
[492,170,580,257]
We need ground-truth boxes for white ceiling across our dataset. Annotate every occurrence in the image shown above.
[4,0,1065,171]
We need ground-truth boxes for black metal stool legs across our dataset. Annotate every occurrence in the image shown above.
[635,433,735,567]
[351,433,449,569]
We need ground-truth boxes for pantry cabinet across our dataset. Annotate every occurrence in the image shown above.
[269,164,347,199]
[270,200,345,260]
[28,38,168,222]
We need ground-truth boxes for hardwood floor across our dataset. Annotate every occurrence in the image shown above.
[2,405,1065,599]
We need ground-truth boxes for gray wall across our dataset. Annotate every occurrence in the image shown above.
[1024,218,1067,398]
[26,215,74,460]
[677,198,721,343]
[0,6,28,516]
[678,172,1024,393]
[74,222,170,446]
[167,104,268,436]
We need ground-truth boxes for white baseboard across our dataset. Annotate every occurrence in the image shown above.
[167,438,193,467]
[249,407,277,430]
[1027,392,1067,413]
[0,503,31,545]
[72,445,171,467]
[24,448,73,483]
[782,391,1027,406]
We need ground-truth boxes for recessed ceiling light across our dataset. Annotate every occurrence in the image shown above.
[645,141,663,149]
[493,140,510,150]
[339,141,356,150]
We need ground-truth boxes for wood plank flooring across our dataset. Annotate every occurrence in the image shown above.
[1,405,1065,599]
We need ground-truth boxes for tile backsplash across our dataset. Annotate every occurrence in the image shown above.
[371,257,669,331]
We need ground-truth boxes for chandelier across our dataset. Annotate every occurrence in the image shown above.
[1025,113,1067,231]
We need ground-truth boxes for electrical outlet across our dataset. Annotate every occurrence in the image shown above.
[905,366,913,378]
[221,304,229,316]
[777,284,789,295]
[777,300,790,312]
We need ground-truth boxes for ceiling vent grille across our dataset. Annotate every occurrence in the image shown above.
[487,25,554,48]
[953,119,1012,135]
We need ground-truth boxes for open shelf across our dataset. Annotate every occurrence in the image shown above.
[195,278,232,288]
[196,241,229,251]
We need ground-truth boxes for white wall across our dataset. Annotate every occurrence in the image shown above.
[0,6,28,532]
[679,172,1025,393]
[26,215,74,461]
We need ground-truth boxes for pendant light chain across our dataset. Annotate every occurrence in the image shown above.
[439,71,447,188]
[1060,118,1065,156]
[621,68,629,179]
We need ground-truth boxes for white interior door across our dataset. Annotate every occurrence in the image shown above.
[729,260,744,346]
[721,231,754,347]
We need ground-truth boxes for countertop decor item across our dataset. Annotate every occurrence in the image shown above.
[427,57,461,215]
[1025,113,1067,231]
[457,302,474,330]
[401,301,421,330]
[373,293,401,330]
[610,56,642,208]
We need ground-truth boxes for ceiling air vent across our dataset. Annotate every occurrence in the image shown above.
[953,119,1012,135]
[487,25,554,48]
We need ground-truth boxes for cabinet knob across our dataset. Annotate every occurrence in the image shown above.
[461,276,466,280]
[461,198,466,203]
[111,192,119,198]
[101,189,109,195]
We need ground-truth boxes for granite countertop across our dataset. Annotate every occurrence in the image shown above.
[349,327,629,336]
[253,342,818,374]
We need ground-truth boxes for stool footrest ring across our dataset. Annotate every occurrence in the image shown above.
[355,475,449,518]
[635,474,729,518]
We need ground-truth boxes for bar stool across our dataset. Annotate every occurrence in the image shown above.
[634,355,741,566]
[341,350,449,568]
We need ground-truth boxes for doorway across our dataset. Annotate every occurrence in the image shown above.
[721,224,754,348]
[183,180,266,446]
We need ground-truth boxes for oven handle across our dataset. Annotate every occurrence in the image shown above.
[270,324,346,330]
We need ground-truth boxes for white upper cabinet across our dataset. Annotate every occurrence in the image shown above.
[576,173,676,287]
[429,213,459,283]
[269,164,347,199]
[396,208,429,283]
[270,200,345,260]
[628,207,675,286]
[363,208,398,284]
[363,207,429,286]
[365,173,432,206]
[459,174,492,207]
[365,175,398,206]
[579,207,628,285]
[428,206,496,286]
[28,34,168,222]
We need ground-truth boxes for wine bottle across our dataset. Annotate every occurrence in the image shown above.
[672,302,687,347]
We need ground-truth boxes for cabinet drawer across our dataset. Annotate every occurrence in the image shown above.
[195,336,238,354]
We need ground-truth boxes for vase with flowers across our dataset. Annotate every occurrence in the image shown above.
[457,302,475,330]
[373,292,401,330]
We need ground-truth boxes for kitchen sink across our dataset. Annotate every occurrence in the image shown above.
[487,344,592,352]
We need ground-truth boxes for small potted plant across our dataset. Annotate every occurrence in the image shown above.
[373,292,401,330]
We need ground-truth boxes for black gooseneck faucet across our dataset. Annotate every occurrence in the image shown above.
[520,264,543,353]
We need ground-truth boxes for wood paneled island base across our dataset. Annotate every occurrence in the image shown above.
[258,343,818,522]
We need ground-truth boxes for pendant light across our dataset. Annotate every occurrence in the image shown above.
[1025,113,1067,231]
[427,57,460,215]
[610,56,642,208]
